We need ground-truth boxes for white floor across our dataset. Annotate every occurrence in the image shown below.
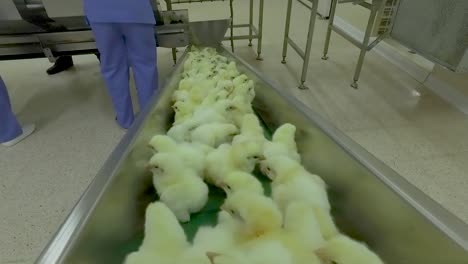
[1,0,468,263]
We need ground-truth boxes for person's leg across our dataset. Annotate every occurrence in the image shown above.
[90,23,134,128]
[121,23,158,111]
[46,56,74,75]
[0,76,22,143]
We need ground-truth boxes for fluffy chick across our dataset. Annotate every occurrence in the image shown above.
[232,114,265,145]
[263,123,301,162]
[124,201,189,264]
[221,191,282,239]
[148,153,209,222]
[173,100,196,124]
[260,156,339,239]
[205,141,264,186]
[316,235,384,264]
[148,134,211,175]
[208,240,293,264]
[193,211,241,254]
[283,202,325,250]
[191,123,238,147]
[218,171,264,196]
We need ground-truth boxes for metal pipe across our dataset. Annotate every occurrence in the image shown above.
[351,0,381,88]
[297,0,313,10]
[331,25,363,48]
[256,0,264,60]
[298,0,318,90]
[224,35,259,41]
[281,0,293,64]
[229,0,234,52]
[287,38,305,58]
[248,0,254,46]
[322,0,338,60]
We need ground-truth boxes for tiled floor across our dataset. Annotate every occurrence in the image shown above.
[1,0,467,263]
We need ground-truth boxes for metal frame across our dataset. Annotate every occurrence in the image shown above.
[281,0,319,90]
[36,45,468,263]
[164,0,265,62]
[322,0,389,89]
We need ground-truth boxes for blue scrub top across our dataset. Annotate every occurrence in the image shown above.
[84,0,156,24]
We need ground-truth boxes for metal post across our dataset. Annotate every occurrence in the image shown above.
[248,0,254,46]
[230,0,235,52]
[298,0,318,90]
[165,0,178,64]
[351,1,380,89]
[256,0,264,60]
[281,0,293,64]
[322,0,338,60]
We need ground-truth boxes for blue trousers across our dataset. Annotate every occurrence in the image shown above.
[0,76,22,143]
[90,23,158,128]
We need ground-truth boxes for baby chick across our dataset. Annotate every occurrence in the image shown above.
[224,97,255,127]
[263,123,301,162]
[173,100,196,124]
[124,201,189,264]
[208,240,293,264]
[261,156,339,239]
[148,134,211,175]
[218,171,264,196]
[232,114,266,145]
[316,235,384,264]
[191,123,239,147]
[148,153,209,222]
[221,190,282,239]
[193,211,241,254]
[283,202,325,250]
[205,141,264,186]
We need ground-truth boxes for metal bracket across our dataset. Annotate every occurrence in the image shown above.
[36,35,56,62]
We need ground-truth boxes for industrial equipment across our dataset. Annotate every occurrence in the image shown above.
[36,19,468,264]
[281,0,319,90]
[162,0,265,62]
[0,0,189,62]
[290,0,468,89]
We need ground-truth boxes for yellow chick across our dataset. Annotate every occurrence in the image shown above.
[232,114,266,145]
[260,156,339,239]
[148,153,209,222]
[316,235,384,264]
[167,121,197,143]
[283,202,325,250]
[200,89,230,107]
[191,123,239,147]
[173,100,196,124]
[188,100,233,126]
[208,240,293,264]
[205,141,264,186]
[148,134,211,175]
[224,97,255,127]
[263,123,301,162]
[221,191,282,239]
[193,211,241,254]
[218,171,264,196]
[124,201,189,264]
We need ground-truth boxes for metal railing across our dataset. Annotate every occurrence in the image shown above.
[163,0,265,62]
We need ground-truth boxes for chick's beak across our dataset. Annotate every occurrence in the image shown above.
[145,163,153,171]
[206,252,221,263]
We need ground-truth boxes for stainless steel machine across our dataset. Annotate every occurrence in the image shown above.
[0,0,189,62]
[35,19,468,264]
[285,0,468,89]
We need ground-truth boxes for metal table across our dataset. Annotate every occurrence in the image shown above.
[163,0,265,62]
[281,0,319,90]
[322,0,394,88]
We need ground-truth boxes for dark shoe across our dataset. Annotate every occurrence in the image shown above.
[47,56,74,75]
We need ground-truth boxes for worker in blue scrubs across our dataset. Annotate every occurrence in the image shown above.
[0,76,35,147]
[84,0,159,129]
